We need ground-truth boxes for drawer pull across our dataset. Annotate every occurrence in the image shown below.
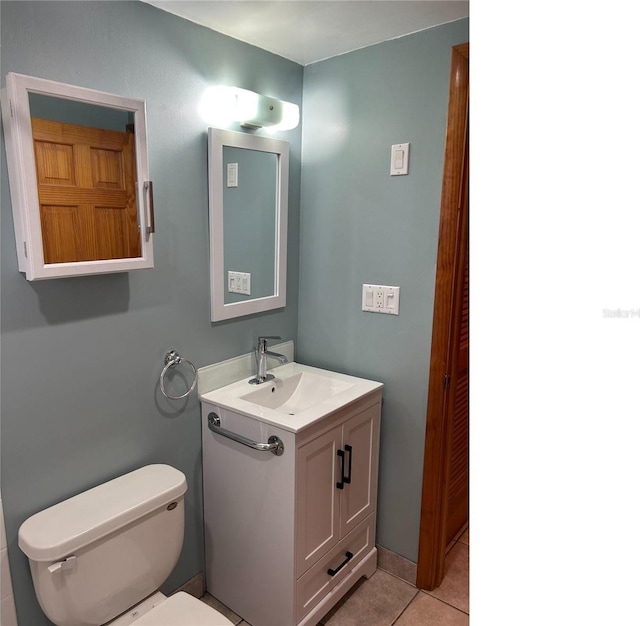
[327,551,353,577]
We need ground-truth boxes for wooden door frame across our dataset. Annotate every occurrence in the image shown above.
[416,42,469,590]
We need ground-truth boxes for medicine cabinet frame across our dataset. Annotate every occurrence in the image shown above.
[208,128,288,322]
[1,72,154,280]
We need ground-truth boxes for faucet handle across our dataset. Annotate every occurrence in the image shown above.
[258,335,281,343]
[257,336,281,351]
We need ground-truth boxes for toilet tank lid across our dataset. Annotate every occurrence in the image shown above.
[18,464,187,562]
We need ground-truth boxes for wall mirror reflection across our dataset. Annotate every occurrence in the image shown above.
[1,73,154,280]
[208,128,288,321]
[222,146,277,304]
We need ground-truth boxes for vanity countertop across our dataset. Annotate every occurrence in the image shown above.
[200,362,383,433]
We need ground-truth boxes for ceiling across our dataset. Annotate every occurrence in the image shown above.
[143,1,469,66]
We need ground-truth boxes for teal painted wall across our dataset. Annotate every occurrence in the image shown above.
[0,2,301,624]
[298,18,469,562]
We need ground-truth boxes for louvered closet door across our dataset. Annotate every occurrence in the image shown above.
[445,123,469,543]
[446,239,469,543]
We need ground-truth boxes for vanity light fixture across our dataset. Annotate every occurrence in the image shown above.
[199,85,299,131]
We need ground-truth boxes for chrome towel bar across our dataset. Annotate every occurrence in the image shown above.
[207,413,284,456]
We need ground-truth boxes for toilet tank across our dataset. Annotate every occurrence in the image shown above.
[18,464,187,626]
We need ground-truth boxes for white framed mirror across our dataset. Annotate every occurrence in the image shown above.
[1,73,154,280]
[208,128,288,322]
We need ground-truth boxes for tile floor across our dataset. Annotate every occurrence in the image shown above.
[200,528,469,626]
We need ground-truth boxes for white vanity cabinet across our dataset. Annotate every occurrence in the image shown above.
[295,401,380,621]
[201,380,382,626]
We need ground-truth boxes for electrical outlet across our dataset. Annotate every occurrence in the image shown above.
[362,284,400,315]
[228,271,251,295]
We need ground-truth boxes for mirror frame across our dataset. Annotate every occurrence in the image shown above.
[1,72,154,280]
[208,128,288,322]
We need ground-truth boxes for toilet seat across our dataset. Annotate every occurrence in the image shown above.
[131,592,234,626]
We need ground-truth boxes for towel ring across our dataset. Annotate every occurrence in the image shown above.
[160,349,197,400]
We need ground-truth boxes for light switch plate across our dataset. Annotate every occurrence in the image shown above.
[227,162,238,187]
[390,143,409,176]
[362,284,400,315]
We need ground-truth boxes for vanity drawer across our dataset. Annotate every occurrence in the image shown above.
[296,515,374,622]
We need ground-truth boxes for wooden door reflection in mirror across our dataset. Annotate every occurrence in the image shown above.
[32,116,140,263]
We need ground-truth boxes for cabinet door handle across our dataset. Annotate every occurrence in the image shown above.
[327,551,354,577]
[344,444,353,484]
[336,449,345,489]
[144,181,155,236]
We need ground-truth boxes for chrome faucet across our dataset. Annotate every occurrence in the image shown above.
[249,336,289,385]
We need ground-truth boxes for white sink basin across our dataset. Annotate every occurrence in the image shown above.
[200,362,383,432]
[241,371,355,415]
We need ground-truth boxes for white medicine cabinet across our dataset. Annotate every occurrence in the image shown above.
[1,73,154,280]
[208,128,288,321]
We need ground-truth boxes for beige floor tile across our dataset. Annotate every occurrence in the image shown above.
[395,592,469,626]
[447,525,469,553]
[321,569,418,626]
[426,542,469,614]
[199,592,243,625]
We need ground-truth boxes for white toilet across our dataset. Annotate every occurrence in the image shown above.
[18,464,233,626]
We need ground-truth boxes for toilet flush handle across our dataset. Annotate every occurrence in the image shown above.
[48,555,77,574]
